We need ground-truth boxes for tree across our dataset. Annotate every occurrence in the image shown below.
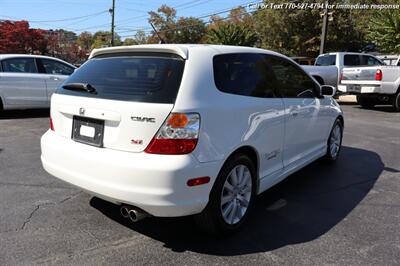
[367,3,400,53]
[174,17,206,43]
[253,1,368,56]
[133,30,148,44]
[0,20,48,54]
[206,23,258,46]
[77,31,93,51]
[123,38,137,45]
[91,31,121,48]
[148,5,206,43]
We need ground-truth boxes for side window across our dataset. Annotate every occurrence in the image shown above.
[344,55,361,66]
[268,56,318,98]
[38,59,74,75]
[213,53,278,98]
[315,55,336,66]
[1,58,38,73]
[361,56,382,66]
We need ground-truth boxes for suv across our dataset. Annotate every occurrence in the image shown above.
[0,54,76,111]
[41,44,344,234]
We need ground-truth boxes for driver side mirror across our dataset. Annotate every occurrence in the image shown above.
[320,85,336,97]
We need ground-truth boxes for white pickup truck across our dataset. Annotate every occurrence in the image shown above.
[302,52,384,90]
[338,65,400,111]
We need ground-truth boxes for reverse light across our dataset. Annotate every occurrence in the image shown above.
[375,69,383,81]
[145,113,200,155]
[50,117,54,131]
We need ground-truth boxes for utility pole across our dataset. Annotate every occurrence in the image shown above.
[110,0,115,46]
[320,0,329,54]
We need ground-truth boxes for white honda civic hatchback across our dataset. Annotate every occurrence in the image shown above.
[41,44,343,234]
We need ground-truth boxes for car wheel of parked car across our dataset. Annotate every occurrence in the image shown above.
[357,95,376,109]
[194,153,257,235]
[325,119,343,161]
[392,90,400,112]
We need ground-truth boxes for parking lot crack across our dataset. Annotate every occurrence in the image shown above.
[59,191,82,204]
[20,204,42,230]
[17,191,82,231]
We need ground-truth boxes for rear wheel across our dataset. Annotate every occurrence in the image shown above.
[357,95,375,109]
[194,154,256,235]
[392,91,400,112]
[325,119,343,161]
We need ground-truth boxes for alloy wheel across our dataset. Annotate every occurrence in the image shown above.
[220,164,252,225]
[330,124,342,158]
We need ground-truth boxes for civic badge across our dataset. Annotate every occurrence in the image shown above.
[79,107,85,116]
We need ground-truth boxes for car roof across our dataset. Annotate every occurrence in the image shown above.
[0,54,76,67]
[89,44,284,60]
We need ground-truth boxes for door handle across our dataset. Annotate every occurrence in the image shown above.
[50,77,59,81]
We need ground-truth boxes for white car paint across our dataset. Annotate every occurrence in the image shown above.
[0,54,76,110]
[41,44,343,218]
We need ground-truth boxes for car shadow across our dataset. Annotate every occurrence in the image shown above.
[0,109,49,119]
[90,146,383,255]
[355,105,397,113]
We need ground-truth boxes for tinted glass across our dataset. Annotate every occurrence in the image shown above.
[315,55,336,66]
[361,56,382,66]
[39,59,75,75]
[56,53,185,104]
[344,55,361,66]
[213,53,278,98]
[268,56,318,98]
[1,58,38,73]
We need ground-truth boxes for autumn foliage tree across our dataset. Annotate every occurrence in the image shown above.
[0,20,48,54]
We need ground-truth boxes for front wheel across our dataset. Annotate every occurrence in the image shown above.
[194,154,256,235]
[325,119,343,161]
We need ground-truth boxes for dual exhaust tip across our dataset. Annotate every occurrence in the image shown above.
[120,205,148,222]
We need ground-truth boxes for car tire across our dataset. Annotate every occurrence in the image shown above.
[357,95,375,109]
[325,119,343,162]
[194,153,257,235]
[392,90,400,112]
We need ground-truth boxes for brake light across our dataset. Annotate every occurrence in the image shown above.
[375,69,382,81]
[50,117,54,131]
[145,113,200,155]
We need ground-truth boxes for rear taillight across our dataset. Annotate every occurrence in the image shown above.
[50,117,54,131]
[145,113,200,155]
[375,69,383,81]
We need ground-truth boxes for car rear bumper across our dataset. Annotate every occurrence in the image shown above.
[41,130,221,217]
[338,84,381,94]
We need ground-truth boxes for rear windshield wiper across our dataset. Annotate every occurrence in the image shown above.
[62,83,97,94]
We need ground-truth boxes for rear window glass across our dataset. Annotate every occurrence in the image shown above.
[315,55,336,66]
[344,55,361,66]
[56,53,185,104]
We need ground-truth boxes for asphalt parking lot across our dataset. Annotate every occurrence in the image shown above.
[0,104,399,265]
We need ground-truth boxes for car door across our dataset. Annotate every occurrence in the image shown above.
[213,53,285,182]
[268,55,326,169]
[0,57,47,107]
[36,58,75,104]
